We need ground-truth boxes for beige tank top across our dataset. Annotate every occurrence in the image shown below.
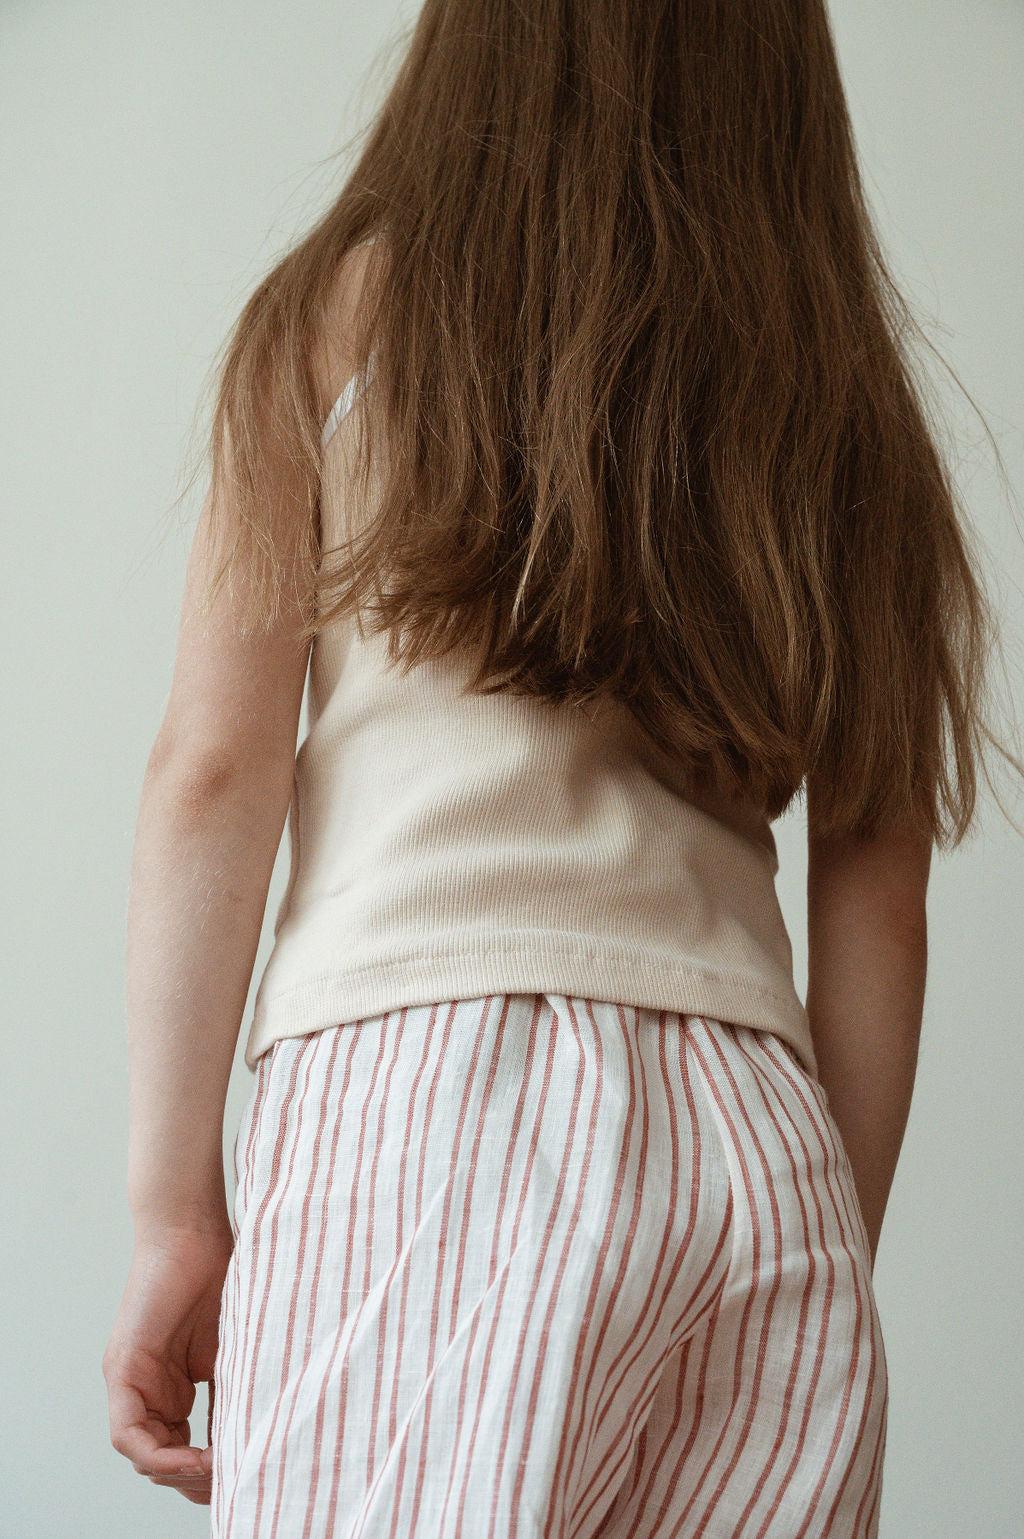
[242,364,816,1078]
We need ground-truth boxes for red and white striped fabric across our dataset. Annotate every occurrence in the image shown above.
[210,994,887,1537]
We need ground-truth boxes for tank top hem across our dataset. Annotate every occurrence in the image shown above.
[243,937,815,1081]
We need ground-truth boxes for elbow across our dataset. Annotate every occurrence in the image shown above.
[144,748,247,815]
[144,726,266,806]
[808,822,932,952]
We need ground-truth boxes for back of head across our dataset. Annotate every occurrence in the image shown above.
[202,0,1007,849]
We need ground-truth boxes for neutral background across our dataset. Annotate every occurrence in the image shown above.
[2,2,1021,1534]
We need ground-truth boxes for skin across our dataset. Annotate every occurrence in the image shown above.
[103,250,931,1506]
[102,465,313,1504]
[102,254,366,1504]
[805,803,931,1264]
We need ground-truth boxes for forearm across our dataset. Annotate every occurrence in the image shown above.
[124,754,290,1238]
[806,840,929,1266]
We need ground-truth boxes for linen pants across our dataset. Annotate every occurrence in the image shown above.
[210,993,887,1538]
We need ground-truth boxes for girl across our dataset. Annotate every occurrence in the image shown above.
[103,2,1018,1534]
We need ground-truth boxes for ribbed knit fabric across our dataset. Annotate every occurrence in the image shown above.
[242,380,817,1080]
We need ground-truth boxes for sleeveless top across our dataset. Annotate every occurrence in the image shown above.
[241,359,817,1079]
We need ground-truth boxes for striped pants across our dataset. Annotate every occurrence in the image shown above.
[210,994,887,1538]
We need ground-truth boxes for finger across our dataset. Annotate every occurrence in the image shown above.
[131,1437,208,1479]
[147,1471,213,1506]
[108,1380,206,1479]
[147,1470,212,1487]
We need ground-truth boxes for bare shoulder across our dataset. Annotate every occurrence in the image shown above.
[310,239,386,423]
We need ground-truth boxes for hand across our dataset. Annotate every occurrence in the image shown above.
[103,1220,234,1506]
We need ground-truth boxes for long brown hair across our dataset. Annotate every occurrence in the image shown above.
[194,0,1020,847]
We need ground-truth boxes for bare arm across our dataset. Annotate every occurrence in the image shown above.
[124,497,311,1237]
[123,245,379,1238]
[104,258,373,1502]
[805,789,932,1270]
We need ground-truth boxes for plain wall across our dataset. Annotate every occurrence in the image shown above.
[1,2,1021,1533]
